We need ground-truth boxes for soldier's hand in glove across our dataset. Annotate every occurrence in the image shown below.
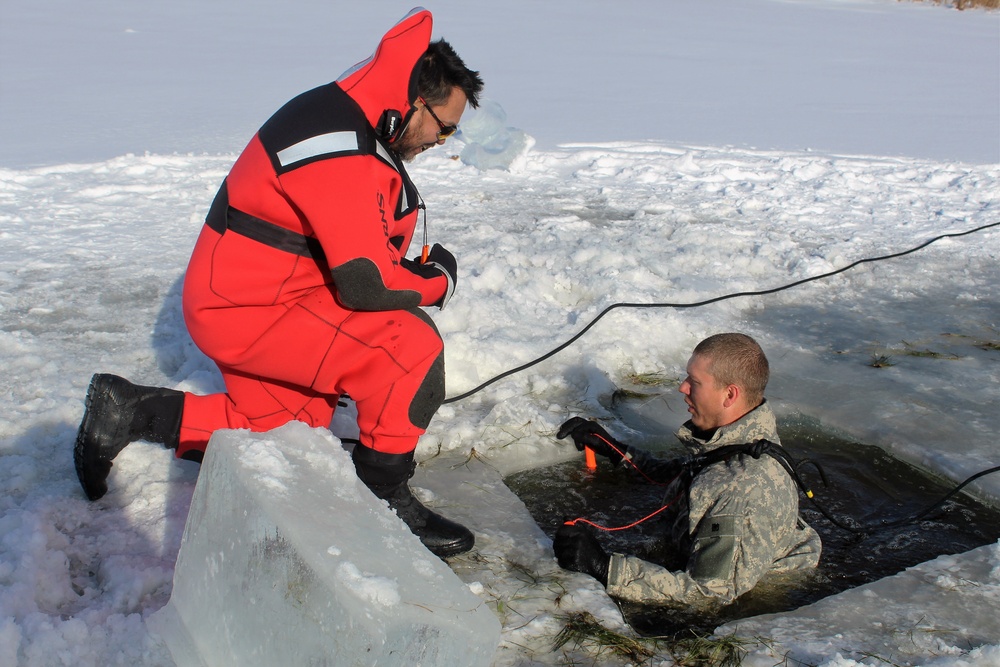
[556,417,627,465]
[423,243,457,309]
[554,523,610,586]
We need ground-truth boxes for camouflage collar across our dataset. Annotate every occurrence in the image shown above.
[676,400,780,453]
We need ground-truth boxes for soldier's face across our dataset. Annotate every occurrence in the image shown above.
[679,353,730,431]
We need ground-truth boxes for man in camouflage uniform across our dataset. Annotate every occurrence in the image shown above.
[555,333,821,605]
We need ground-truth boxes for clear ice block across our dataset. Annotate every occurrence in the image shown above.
[148,421,500,666]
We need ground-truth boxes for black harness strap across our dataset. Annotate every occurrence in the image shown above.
[205,180,326,263]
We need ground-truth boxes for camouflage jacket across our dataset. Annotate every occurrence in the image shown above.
[606,400,822,605]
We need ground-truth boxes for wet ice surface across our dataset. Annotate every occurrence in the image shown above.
[505,416,1000,638]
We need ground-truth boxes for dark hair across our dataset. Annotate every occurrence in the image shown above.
[693,333,770,407]
[417,39,483,108]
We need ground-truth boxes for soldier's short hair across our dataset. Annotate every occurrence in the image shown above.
[693,333,769,407]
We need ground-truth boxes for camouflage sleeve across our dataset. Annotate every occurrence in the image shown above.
[605,496,751,605]
[606,552,729,604]
[607,457,808,606]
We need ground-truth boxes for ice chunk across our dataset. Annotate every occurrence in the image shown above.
[147,421,500,666]
[458,99,534,171]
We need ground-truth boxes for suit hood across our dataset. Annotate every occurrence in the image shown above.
[337,8,433,140]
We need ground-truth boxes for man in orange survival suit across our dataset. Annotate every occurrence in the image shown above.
[73,9,484,558]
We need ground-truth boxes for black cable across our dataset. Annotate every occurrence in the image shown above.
[769,442,998,535]
[443,220,999,404]
[874,464,1000,530]
[797,462,1000,536]
[758,444,1000,536]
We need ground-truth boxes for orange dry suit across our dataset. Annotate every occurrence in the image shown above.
[178,9,450,459]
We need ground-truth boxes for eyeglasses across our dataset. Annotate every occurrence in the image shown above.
[418,96,458,141]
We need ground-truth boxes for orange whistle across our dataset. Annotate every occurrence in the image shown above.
[585,447,597,470]
[421,244,429,263]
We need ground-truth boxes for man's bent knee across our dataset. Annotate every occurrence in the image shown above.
[405,308,445,429]
[409,351,445,429]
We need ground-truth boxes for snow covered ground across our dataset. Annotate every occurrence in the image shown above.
[1,1,998,665]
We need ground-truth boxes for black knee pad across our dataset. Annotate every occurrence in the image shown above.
[406,308,444,429]
[409,350,444,429]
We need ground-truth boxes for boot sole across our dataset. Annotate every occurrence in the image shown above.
[427,535,475,559]
[415,516,476,559]
[73,374,124,501]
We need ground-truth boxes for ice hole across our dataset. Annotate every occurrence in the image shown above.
[505,400,1000,638]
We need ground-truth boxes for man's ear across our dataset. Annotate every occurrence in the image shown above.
[722,384,741,409]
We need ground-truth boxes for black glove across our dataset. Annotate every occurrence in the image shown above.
[554,523,610,585]
[423,243,457,309]
[556,417,627,465]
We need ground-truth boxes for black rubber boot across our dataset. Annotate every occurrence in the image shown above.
[352,446,474,558]
[74,373,184,501]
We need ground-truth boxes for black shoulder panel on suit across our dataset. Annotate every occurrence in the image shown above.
[259,83,372,175]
